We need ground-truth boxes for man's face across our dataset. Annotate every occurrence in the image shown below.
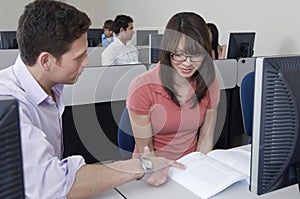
[51,33,90,84]
[123,22,135,41]
[104,28,113,38]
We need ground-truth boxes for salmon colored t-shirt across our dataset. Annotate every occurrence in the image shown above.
[127,65,220,160]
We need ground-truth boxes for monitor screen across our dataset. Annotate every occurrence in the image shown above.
[87,28,104,47]
[136,30,158,46]
[0,96,25,198]
[149,33,163,64]
[0,31,18,49]
[250,55,300,195]
[225,32,255,59]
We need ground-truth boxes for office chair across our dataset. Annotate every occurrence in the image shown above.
[117,107,135,159]
[240,71,255,143]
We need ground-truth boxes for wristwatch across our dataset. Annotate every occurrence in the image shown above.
[137,157,154,181]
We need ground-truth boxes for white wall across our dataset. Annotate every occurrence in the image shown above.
[2,0,300,57]
[0,0,32,30]
[63,0,300,57]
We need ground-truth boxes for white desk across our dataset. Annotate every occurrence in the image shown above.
[87,188,124,199]
[115,179,299,199]
[115,145,300,199]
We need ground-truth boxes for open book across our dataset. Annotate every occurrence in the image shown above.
[168,148,251,199]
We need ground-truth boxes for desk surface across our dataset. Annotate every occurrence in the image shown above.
[115,145,300,199]
[115,178,299,199]
[87,188,124,199]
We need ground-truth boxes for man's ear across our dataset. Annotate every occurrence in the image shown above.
[38,52,52,71]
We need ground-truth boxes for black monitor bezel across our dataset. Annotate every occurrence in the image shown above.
[250,55,300,195]
[225,32,255,59]
[87,28,104,47]
[0,31,18,49]
[0,95,25,198]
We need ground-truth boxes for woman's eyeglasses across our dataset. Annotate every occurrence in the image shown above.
[170,53,205,63]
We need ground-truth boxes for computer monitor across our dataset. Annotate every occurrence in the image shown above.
[0,31,18,49]
[149,33,163,63]
[250,55,300,195]
[87,28,104,47]
[0,96,25,198]
[136,30,158,46]
[225,32,255,59]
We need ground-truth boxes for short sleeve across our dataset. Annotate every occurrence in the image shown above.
[206,77,220,109]
[126,75,154,115]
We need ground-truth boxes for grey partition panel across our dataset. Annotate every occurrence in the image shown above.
[87,47,105,66]
[63,64,147,106]
[214,59,237,89]
[62,64,147,163]
[0,49,19,70]
[213,59,237,149]
[137,45,150,65]
[236,57,255,87]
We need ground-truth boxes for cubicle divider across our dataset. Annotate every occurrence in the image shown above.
[213,59,239,149]
[0,49,19,70]
[87,47,104,67]
[0,46,150,69]
[227,57,256,147]
[62,64,147,163]
[236,57,256,87]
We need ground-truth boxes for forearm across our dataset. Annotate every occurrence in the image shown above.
[67,159,144,199]
[135,137,156,156]
[196,134,214,154]
[196,109,217,154]
[128,110,155,156]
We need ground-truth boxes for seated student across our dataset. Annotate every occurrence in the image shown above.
[101,14,139,65]
[101,19,114,47]
[0,1,185,198]
[207,23,227,60]
[127,12,220,160]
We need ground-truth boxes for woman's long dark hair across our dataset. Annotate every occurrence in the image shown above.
[207,23,220,59]
[159,12,216,107]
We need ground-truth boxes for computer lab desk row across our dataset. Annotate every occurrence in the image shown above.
[88,145,300,199]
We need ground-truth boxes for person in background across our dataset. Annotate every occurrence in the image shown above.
[127,12,220,160]
[0,1,185,198]
[207,23,227,60]
[101,19,114,47]
[101,14,139,65]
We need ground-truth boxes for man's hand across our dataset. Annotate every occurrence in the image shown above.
[141,146,186,186]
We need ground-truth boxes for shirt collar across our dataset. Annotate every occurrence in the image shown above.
[14,55,63,105]
[115,36,131,46]
[101,33,106,40]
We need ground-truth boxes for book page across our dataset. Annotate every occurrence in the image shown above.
[168,151,250,199]
[207,148,251,177]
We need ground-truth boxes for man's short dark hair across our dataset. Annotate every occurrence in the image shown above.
[17,0,91,66]
[103,19,113,30]
[112,15,134,35]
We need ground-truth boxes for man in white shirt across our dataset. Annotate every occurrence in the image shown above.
[102,15,139,65]
[0,1,184,198]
